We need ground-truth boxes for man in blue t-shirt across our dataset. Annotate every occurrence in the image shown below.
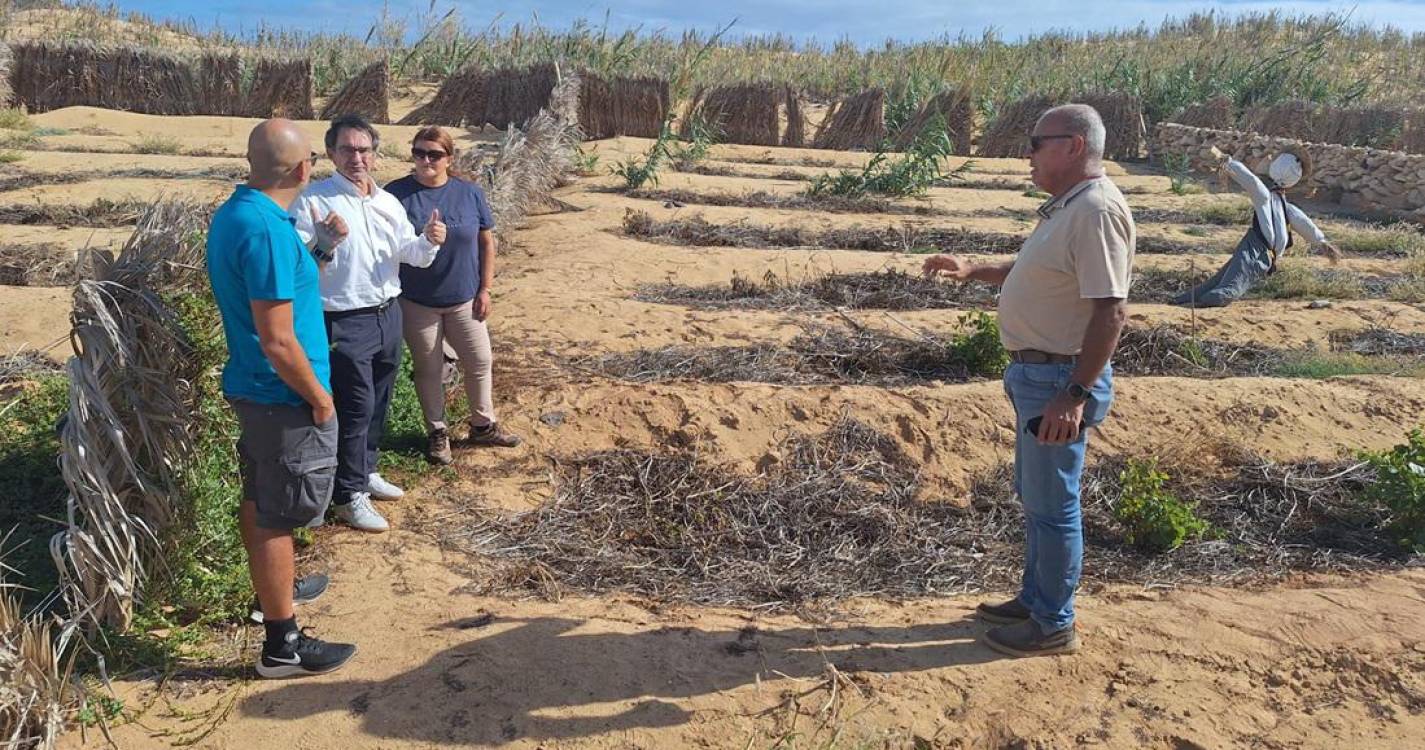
[206,119,356,679]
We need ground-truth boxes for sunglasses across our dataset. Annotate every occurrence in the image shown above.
[307,151,319,165]
[412,147,449,162]
[1029,134,1076,153]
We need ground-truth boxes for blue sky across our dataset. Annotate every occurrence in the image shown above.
[116,1,1425,44]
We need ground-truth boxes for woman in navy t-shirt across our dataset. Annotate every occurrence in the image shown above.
[387,126,520,463]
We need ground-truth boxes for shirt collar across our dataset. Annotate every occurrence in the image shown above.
[330,171,375,198]
[233,184,296,224]
[1036,176,1104,220]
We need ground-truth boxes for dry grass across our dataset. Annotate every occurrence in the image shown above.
[0,351,62,387]
[319,59,389,124]
[0,199,149,228]
[622,210,1203,255]
[0,244,74,287]
[683,83,781,146]
[673,163,814,182]
[1330,327,1425,357]
[636,268,996,311]
[622,188,945,216]
[52,199,212,633]
[1,580,83,750]
[813,89,886,151]
[445,418,1402,609]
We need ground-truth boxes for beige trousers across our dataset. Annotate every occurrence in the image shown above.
[399,298,496,433]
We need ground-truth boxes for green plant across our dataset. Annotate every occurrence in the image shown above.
[0,107,34,130]
[1269,351,1420,379]
[806,117,970,199]
[76,695,124,728]
[1114,458,1212,552]
[0,374,71,602]
[670,115,719,168]
[949,312,1009,377]
[1162,152,1195,196]
[0,151,23,164]
[130,134,182,155]
[0,131,41,150]
[1181,225,1210,237]
[1021,187,1049,199]
[32,127,70,137]
[574,146,601,175]
[612,118,677,190]
[1360,427,1425,552]
[1255,265,1364,299]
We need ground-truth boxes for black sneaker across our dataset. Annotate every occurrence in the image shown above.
[976,597,1031,624]
[249,573,330,624]
[256,628,357,679]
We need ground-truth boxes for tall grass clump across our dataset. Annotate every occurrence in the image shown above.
[0,108,33,131]
[806,118,971,199]
[129,135,182,155]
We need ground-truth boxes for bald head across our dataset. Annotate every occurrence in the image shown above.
[247,119,311,189]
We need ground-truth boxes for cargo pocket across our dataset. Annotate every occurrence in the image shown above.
[280,451,337,528]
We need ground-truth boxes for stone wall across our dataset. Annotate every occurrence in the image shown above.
[1153,123,1425,220]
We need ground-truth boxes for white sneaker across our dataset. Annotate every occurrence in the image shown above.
[335,493,389,532]
[367,472,404,501]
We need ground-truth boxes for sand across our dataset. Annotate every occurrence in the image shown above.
[5,111,1422,749]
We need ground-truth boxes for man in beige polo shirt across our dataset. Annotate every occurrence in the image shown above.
[924,103,1134,658]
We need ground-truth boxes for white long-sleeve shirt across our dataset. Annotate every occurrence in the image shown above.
[1224,158,1327,256]
[290,174,441,311]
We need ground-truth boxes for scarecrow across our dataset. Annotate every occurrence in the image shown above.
[1173,145,1341,307]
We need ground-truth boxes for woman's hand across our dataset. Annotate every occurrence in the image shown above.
[474,289,492,321]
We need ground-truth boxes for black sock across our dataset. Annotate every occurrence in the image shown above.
[263,616,298,652]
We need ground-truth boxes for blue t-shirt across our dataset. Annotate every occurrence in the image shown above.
[385,175,495,308]
[206,185,331,406]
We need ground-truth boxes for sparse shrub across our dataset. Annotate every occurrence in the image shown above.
[0,151,23,164]
[613,119,676,190]
[1162,152,1201,196]
[130,134,182,155]
[1113,458,1212,552]
[0,108,33,130]
[806,117,971,199]
[32,127,70,137]
[0,132,40,150]
[671,116,719,169]
[1360,428,1425,552]
[1332,221,1425,257]
[1182,225,1210,237]
[950,312,1009,377]
[1256,265,1364,299]
[574,146,601,175]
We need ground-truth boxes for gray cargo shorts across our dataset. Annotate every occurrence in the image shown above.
[230,399,338,530]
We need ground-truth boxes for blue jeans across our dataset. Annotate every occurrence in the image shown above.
[1003,362,1114,632]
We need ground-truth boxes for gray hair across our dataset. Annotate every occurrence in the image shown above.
[1038,104,1105,161]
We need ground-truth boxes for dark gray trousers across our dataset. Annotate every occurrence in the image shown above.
[1172,231,1274,308]
[324,300,403,503]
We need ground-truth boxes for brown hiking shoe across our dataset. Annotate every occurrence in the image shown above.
[976,597,1031,624]
[983,619,1078,658]
[467,423,521,448]
[427,429,453,465]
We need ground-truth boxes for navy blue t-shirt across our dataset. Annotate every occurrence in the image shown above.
[386,175,495,308]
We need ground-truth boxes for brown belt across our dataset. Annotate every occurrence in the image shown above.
[1009,349,1077,364]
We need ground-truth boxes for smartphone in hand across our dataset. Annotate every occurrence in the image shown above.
[1024,416,1087,437]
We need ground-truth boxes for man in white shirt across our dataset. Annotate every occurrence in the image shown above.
[291,115,446,532]
[1172,146,1341,307]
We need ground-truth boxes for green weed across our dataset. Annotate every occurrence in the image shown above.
[0,108,34,130]
[1114,458,1212,552]
[1360,427,1425,552]
[0,151,24,164]
[1255,265,1364,299]
[949,312,1009,378]
[806,117,969,199]
[0,375,71,604]
[130,135,182,155]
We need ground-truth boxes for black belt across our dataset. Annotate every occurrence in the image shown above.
[1010,349,1077,364]
[326,297,396,318]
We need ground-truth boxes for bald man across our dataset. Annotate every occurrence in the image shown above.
[206,118,357,678]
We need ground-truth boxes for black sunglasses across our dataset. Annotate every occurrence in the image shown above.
[412,147,449,161]
[307,151,319,165]
[1029,134,1076,153]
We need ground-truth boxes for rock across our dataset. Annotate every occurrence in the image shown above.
[1308,300,1333,309]
[538,411,566,427]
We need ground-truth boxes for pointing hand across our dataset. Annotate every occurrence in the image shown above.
[310,206,348,254]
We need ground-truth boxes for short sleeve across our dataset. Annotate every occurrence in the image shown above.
[1070,208,1132,299]
[474,186,495,230]
[239,223,298,301]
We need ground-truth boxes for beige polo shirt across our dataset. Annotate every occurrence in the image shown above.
[997,176,1135,354]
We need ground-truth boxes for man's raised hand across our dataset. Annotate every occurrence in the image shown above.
[922,254,973,281]
[424,208,446,245]
[310,206,348,254]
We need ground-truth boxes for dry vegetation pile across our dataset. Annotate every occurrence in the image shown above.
[622,188,945,216]
[0,350,61,386]
[891,90,974,155]
[683,83,782,146]
[1330,327,1425,357]
[0,198,149,228]
[452,418,1403,607]
[242,57,315,119]
[813,89,886,151]
[0,243,73,286]
[980,93,1143,159]
[196,52,242,116]
[636,268,997,311]
[7,41,198,115]
[318,59,389,123]
[580,317,1006,386]
[622,210,1201,255]
[782,86,806,147]
[578,74,669,139]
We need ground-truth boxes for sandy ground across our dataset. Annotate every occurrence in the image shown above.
[4,110,1421,748]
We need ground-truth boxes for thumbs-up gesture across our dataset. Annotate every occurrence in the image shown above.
[310,206,348,254]
[424,208,446,245]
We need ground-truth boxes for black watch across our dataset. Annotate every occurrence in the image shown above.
[1065,382,1091,404]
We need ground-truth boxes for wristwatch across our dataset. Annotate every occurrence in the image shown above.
[1064,382,1091,404]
